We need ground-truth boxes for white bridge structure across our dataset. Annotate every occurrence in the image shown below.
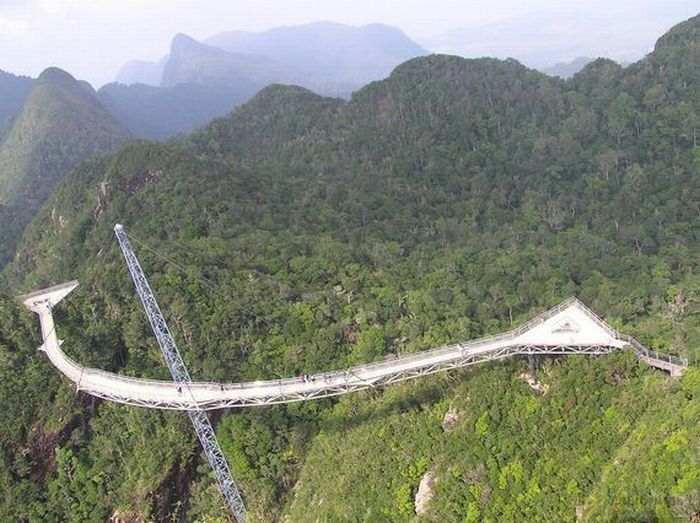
[17,228,690,522]
[21,282,687,412]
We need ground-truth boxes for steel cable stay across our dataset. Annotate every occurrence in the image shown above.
[125,230,278,331]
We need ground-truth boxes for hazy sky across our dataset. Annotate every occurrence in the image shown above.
[0,0,697,87]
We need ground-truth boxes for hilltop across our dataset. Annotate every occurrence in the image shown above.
[0,68,129,207]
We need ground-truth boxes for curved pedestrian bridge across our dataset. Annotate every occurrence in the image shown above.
[21,281,688,411]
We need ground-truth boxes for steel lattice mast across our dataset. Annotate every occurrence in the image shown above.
[114,224,245,522]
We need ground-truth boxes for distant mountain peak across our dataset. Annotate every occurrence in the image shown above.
[171,32,200,50]
[204,21,427,88]
[37,67,78,87]
[169,33,231,59]
[162,33,300,89]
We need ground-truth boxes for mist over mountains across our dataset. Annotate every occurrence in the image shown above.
[116,21,427,89]
[423,9,688,68]
[102,22,427,139]
[0,21,427,270]
[205,21,428,87]
[115,58,168,87]
[0,13,695,275]
[0,18,651,147]
[0,13,694,274]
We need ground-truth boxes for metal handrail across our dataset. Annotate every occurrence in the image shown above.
[619,334,688,367]
[48,297,688,397]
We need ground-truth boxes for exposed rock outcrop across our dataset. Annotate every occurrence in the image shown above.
[442,408,462,431]
[415,471,437,515]
[519,372,550,394]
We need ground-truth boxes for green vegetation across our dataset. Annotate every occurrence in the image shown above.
[289,355,699,521]
[0,67,130,268]
[0,14,698,522]
[0,69,33,142]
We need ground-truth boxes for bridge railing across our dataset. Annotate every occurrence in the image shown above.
[618,334,688,367]
[554,298,689,369]
[47,341,85,383]
[65,298,601,390]
[357,299,579,368]
[55,296,584,391]
[53,296,688,397]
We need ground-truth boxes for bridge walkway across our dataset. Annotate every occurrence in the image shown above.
[20,281,689,411]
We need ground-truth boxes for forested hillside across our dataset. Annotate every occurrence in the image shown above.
[0,14,698,522]
[0,69,33,141]
[0,68,130,269]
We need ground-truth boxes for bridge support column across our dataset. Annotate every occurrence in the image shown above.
[670,365,685,379]
[528,354,540,378]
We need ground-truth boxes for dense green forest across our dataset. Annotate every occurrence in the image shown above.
[0,67,130,269]
[0,14,698,522]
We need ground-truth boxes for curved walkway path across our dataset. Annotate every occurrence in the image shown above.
[21,281,687,411]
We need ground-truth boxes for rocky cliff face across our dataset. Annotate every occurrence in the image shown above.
[415,471,437,515]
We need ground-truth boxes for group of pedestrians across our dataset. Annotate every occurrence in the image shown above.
[297,373,339,385]
[298,373,313,383]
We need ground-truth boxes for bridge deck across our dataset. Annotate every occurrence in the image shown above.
[20,282,688,410]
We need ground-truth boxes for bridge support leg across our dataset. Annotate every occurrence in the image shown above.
[670,366,685,379]
[528,355,540,378]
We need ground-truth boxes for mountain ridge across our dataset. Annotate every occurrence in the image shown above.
[206,20,427,87]
[101,22,427,139]
[0,67,129,204]
[161,33,308,90]
[100,26,365,140]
